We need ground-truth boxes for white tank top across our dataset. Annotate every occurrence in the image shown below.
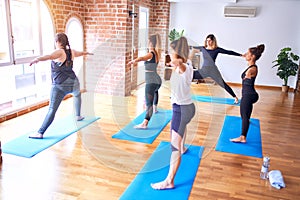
[170,60,193,105]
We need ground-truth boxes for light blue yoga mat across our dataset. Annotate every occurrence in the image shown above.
[2,116,100,158]
[112,109,172,144]
[192,95,240,105]
[120,141,204,200]
[215,115,262,158]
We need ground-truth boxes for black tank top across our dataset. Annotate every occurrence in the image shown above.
[242,65,257,95]
[51,49,76,84]
[144,51,158,72]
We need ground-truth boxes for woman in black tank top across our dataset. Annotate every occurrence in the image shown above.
[127,34,162,129]
[28,33,93,139]
[230,44,265,143]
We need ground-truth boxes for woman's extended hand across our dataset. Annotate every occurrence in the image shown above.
[127,60,135,65]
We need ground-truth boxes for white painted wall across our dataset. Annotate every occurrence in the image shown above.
[169,0,300,88]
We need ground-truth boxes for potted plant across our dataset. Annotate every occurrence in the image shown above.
[272,47,299,92]
[164,29,184,80]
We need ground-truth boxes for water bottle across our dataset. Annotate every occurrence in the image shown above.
[260,156,270,179]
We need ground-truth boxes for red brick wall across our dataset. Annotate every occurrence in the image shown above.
[43,0,170,96]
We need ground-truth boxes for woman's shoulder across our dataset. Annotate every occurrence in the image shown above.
[248,64,258,69]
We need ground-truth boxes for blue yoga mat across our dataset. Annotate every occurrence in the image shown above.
[2,115,100,158]
[112,109,172,144]
[192,95,240,105]
[215,115,262,158]
[120,141,204,200]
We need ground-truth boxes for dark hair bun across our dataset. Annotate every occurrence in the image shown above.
[257,44,265,54]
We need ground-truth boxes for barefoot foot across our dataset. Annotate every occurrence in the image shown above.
[234,97,239,104]
[134,123,147,129]
[29,133,43,139]
[151,180,174,190]
[153,105,158,114]
[77,116,85,121]
[230,136,246,143]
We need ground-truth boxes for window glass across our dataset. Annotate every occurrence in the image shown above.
[11,0,39,59]
[0,0,11,64]
[66,18,84,89]
[0,0,54,115]
[41,1,54,54]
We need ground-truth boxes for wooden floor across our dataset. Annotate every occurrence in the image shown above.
[0,82,299,200]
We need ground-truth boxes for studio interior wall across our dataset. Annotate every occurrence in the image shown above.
[169,0,300,88]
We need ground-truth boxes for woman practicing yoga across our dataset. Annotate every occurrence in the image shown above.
[127,33,162,129]
[28,33,93,139]
[230,44,265,143]
[191,34,244,104]
[151,37,195,190]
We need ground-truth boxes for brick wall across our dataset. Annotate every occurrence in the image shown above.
[43,0,170,96]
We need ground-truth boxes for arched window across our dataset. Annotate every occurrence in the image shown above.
[66,17,84,90]
[0,0,55,115]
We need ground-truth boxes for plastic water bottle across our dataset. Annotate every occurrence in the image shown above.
[260,156,270,179]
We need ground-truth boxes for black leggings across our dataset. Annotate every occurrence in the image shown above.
[145,83,161,121]
[193,68,237,98]
[240,93,259,137]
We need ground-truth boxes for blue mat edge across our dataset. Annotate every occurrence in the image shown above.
[2,116,101,158]
[192,95,240,106]
[112,109,172,144]
[119,141,205,200]
[215,115,263,158]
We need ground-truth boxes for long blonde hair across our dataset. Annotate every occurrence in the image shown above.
[149,33,162,61]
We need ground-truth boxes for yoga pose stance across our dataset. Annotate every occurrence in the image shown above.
[191,34,243,104]
[230,44,265,143]
[151,37,195,190]
[128,34,162,129]
[28,33,93,139]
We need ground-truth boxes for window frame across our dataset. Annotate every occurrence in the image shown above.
[0,0,42,67]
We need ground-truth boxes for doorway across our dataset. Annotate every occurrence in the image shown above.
[137,7,149,85]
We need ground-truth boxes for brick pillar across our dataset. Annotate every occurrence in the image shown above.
[43,0,170,97]
[85,1,129,96]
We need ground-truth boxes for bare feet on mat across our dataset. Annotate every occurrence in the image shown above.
[77,116,85,121]
[29,133,43,139]
[134,123,147,129]
[151,180,174,190]
[234,97,239,104]
[230,135,246,143]
[153,105,158,114]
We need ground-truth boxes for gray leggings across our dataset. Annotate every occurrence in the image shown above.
[171,103,195,137]
[38,78,81,134]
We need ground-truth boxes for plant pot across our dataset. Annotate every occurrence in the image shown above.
[282,85,289,92]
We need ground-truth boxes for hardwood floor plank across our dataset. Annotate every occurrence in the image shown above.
[0,83,300,199]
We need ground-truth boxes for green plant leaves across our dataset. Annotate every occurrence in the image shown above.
[168,28,184,42]
[272,47,299,86]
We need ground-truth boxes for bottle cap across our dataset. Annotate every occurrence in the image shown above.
[263,156,270,162]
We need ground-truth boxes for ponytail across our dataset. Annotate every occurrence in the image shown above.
[55,32,73,66]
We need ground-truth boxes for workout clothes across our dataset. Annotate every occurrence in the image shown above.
[144,51,162,85]
[51,49,76,84]
[170,60,195,137]
[144,51,161,121]
[170,60,193,105]
[38,49,82,134]
[240,65,259,137]
[193,47,238,97]
[241,65,258,95]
